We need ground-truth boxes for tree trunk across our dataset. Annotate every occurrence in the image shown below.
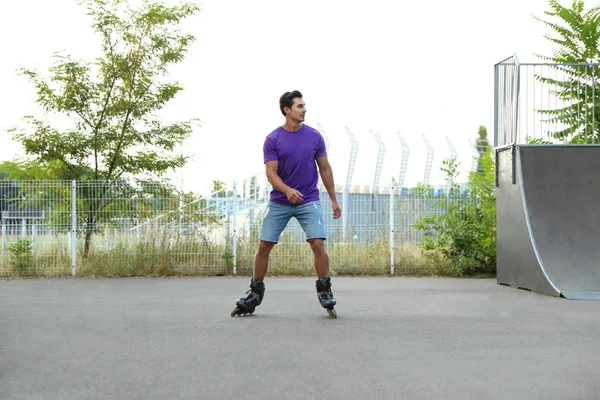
[83,215,95,258]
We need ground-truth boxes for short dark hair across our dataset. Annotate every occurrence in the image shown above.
[279,90,303,116]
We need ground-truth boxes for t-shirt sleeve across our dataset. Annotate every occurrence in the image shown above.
[316,134,327,158]
[263,136,278,163]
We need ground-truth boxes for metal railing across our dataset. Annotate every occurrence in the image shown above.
[495,54,600,146]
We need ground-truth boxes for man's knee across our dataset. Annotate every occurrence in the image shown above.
[308,238,327,255]
[257,240,275,256]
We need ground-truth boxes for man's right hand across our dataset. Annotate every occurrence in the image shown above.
[286,188,304,204]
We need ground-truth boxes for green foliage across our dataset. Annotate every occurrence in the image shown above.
[7,0,200,182]
[9,239,34,274]
[0,159,59,180]
[4,0,200,257]
[415,144,496,276]
[533,0,600,143]
[525,137,554,144]
[221,250,234,268]
[475,125,490,174]
[410,181,436,198]
[211,180,235,198]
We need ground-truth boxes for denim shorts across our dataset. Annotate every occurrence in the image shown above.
[259,200,327,243]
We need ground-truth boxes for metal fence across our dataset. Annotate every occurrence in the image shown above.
[495,54,600,146]
[0,176,477,277]
[0,180,232,277]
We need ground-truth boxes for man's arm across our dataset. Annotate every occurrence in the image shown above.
[265,160,303,204]
[316,156,341,219]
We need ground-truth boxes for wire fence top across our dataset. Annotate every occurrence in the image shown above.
[495,54,600,147]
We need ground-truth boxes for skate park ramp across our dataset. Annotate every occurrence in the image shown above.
[496,145,600,299]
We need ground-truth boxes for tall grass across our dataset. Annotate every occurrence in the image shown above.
[231,223,436,277]
[0,227,436,277]
[78,229,231,277]
[0,237,71,277]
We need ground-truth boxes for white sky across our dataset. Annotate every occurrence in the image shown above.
[0,0,555,195]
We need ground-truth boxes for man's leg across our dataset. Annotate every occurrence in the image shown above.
[254,240,275,280]
[254,202,292,279]
[295,201,329,276]
[309,238,336,311]
[232,204,291,315]
[295,201,336,312]
[308,238,329,278]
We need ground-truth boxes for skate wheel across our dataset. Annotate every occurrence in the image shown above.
[231,307,255,317]
[327,308,337,319]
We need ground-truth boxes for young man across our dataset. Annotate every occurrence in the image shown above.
[231,90,341,317]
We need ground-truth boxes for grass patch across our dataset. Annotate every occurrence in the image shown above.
[0,227,465,279]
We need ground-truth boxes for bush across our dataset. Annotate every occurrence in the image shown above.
[9,238,34,274]
[415,148,496,276]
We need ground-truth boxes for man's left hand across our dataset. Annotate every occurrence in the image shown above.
[332,201,341,219]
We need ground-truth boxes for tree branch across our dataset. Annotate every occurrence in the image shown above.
[107,107,132,179]
[93,76,117,179]
[106,18,154,179]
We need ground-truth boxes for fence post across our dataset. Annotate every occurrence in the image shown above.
[232,181,237,276]
[71,180,76,277]
[343,127,358,241]
[1,216,5,254]
[422,134,434,185]
[390,185,395,275]
[342,185,348,240]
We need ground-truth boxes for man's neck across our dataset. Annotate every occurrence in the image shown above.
[282,121,303,132]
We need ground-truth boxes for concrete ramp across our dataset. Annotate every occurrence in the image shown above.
[496,145,600,299]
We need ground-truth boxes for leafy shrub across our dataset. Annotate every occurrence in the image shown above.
[415,147,496,276]
[9,238,34,274]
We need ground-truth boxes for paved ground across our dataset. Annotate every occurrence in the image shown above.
[1,277,600,400]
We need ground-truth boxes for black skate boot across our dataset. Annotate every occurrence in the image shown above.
[231,278,265,317]
[316,277,337,319]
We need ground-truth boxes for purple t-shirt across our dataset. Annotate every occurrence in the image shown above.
[263,124,327,205]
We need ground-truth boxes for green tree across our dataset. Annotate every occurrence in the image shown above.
[475,125,490,174]
[533,0,600,143]
[210,180,237,198]
[6,0,200,256]
[211,180,227,197]
[0,159,66,180]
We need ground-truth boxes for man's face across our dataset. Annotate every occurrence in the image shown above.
[286,98,306,122]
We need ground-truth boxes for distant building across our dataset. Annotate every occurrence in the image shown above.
[1,205,46,237]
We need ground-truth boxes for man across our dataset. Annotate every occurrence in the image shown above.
[231,90,341,318]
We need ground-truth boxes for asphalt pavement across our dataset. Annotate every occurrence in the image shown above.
[1,277,600,400]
